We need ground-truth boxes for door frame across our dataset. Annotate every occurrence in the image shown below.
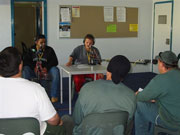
[151,0,174,71]
[11,0,47,47]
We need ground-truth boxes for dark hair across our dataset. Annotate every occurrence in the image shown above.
[34,34,46,42]
[83,34,95,45]
[0,47,22,77]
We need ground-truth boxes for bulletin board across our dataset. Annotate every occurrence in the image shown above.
[60,6,138,38]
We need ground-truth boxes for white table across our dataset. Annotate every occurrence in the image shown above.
[60,64,107,114]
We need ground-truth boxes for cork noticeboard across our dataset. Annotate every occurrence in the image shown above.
[61,6,138,38]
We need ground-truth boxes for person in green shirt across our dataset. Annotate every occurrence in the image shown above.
[73,55,136,135]
[135,51,180,135]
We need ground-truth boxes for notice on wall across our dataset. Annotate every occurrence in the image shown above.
[60,7,71,22]
[107,24,117,32]
[129,24,138,32]
[59,6,72,38]
[72,6,80,18]
[104,6,114,22]
[116,7,126,22]
[59,22,71,38]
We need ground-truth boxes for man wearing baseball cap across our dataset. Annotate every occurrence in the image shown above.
[135,51,180,135]
[73,55,136,135]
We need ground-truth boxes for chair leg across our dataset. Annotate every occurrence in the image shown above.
[71,79,75,100]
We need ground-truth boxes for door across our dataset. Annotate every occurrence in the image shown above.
[11,0,47,53]
[14,2,39,52]
[152,1,174,73]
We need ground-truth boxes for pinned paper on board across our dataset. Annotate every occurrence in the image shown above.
[116,7,126,22]
[107,24,117,32]
[59,6,72,38]
[72,6,80,17]
[104,6,114,22]
[59,22,71,38]
[129,24,138,32]
[60,7,71,22]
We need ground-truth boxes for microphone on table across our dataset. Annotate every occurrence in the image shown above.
[100,59,158,65]
[152,59,158,64]
[131,59,158,65]
[88,48,101,65]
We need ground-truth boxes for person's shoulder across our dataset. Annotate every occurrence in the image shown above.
[154,71,169,80]
[45,45,54,50]
[75,45,84,49]
[45,46,56,53]
[18,78,44,91]
[72,45,83,52]
[88,79,106,85]
[92,46,99,51]
[158,69,180,80]
[30,45,36,49]
[92,45,98,49]
[27,45,36,54]
[81,80,107,90]
[20,77,41,85]
[79,80,105,98]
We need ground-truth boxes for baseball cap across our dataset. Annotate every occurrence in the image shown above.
[107,55,131,84]
[155,51,178,66]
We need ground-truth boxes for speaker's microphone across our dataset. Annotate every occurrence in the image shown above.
[39,44,43,51]
[152,59,158,64]
[129,59,158,65]
[142,59,158,64]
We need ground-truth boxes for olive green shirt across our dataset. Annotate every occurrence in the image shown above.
[137,69,180,129]
[73,79,136,135]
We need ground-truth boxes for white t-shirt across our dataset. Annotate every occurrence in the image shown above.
[0,77,57,135]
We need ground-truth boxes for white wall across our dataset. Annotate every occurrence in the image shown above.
[171,0,180,55]
[47,0,153,72]
[0,1,11,51]
[0,0,153,73]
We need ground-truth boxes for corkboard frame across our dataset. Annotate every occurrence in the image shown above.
[60,6,138,38]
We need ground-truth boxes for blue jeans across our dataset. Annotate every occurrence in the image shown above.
[135,101,177,135]
[22,66,60,98]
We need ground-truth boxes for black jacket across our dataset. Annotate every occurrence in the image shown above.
[23,45,58,71]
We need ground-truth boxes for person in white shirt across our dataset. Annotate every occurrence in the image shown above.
[0,47,72,135]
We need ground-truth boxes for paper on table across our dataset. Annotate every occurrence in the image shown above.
[76,64,90,69]
[138,88,143,92]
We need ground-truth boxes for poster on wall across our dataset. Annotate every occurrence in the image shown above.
[60,7,71,22]
[59,22,71,38]
[59,6,72,38]
[104,6,114,22]
[72,6,80,18]
[116,7,126,22]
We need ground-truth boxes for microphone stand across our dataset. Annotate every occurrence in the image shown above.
[88,48,101,65]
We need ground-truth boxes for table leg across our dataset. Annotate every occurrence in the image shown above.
[60,68,63,104]
[69,74,72,115]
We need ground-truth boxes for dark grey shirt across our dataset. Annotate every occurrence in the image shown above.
[70,45,101,65]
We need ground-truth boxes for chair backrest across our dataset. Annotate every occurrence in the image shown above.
[81,111,129,135]
[21,42,28,54]
[154,125,180,135]
[0,117,40,135]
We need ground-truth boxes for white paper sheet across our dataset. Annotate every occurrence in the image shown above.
[104,6,114,22]
[116,7,126,22]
